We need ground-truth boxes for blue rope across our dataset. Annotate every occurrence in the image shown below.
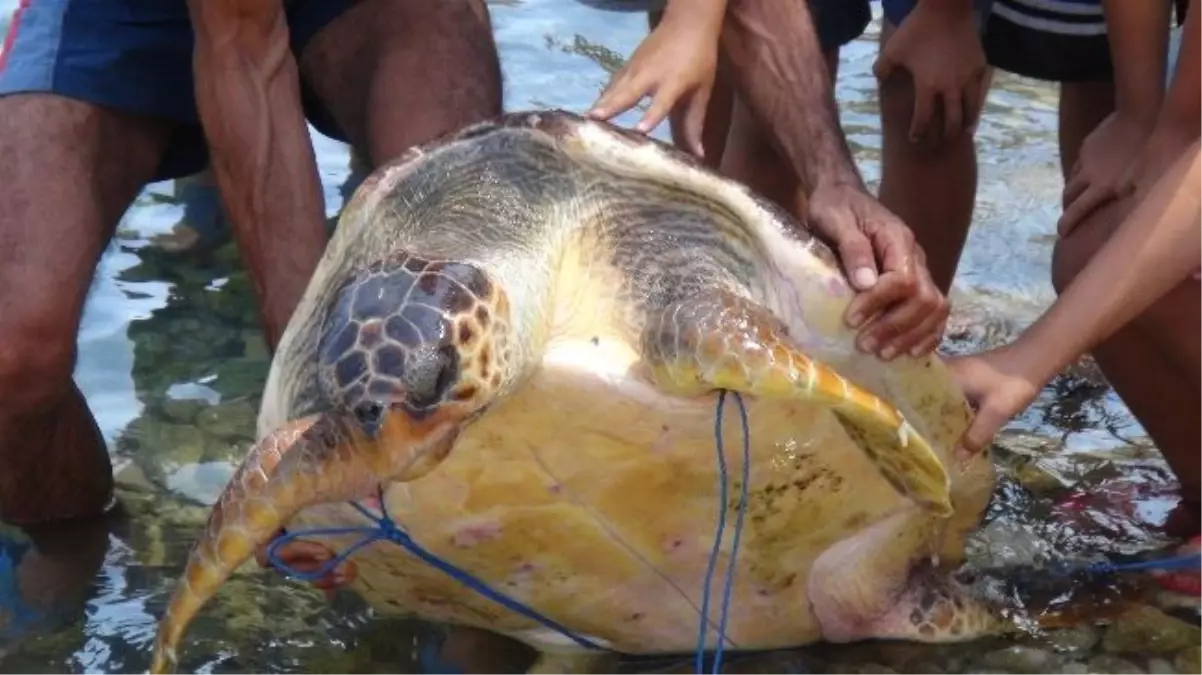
[696,391,752,674]
[1082,551,1202,575]
[266,389,755,675]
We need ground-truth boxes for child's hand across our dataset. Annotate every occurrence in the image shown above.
[587,9,721,157]
[946,346,1043,457]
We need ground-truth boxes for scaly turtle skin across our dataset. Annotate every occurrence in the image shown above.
[149,110,999,673]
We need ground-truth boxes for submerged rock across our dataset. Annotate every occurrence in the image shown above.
[1102,606,1202,655]
[977,645,1061,673]
[1148,657,1178,674]
[1175,645,1200,674]
[1043,626,1100,657]
[1088,654,1146,673]
[195,398,257,441]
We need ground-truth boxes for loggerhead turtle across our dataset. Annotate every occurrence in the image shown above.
[149,110,999,674]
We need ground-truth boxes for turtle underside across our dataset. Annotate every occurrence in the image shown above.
[151,110,999,674]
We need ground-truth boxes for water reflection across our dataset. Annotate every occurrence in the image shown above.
[0,0,1195,673]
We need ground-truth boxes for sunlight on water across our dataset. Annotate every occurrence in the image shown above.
[0,1,1194,674]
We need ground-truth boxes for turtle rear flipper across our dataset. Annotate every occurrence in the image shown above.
[640,290,953,516]
[808,509,1009,643]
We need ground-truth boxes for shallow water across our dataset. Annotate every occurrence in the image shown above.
[0,2,1196,674]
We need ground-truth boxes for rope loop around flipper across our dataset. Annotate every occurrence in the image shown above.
[265,389,762,673]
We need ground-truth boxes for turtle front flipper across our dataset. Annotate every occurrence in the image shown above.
[148,409,460,674]
[640,291,953,516]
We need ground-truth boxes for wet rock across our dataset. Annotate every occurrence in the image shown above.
[909,662,947,673]
[211,357,271,399]
[977,645,1061,673]
[1044,626,1100,657]
[1012,458,1068,495]
[1175,645,1200,674]
[159,396,207,424]
[1059,662,1090,674]
[113,459,155,493]
[1148,657,1178,674]
[858,642,938,670]
[1102,606,1202,655]
[127,418,207,467]
[166,461,236,505]
[828,664,896,674]
[195,399,257,441]
[974,519,1055,567]
[1088,654,1145,673]
[242,329,270,363]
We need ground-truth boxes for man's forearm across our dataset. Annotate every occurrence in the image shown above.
[188,1,328,351]
[721,0,862,192]
[1101,0,1171,123]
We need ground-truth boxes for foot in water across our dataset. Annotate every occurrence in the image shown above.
[153,150,372,254]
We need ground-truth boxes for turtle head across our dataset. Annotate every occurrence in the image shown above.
[316,254,516,481]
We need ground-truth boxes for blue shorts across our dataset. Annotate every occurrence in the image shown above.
[0,0,356,182]
[0,530,41,644]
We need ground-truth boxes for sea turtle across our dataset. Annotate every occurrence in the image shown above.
[149,110,999,673]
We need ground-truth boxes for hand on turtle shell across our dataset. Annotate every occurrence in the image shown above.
[586,0,722,157]
[808,182,949,360]
[945,346,1042,457]
[254,531,357,598]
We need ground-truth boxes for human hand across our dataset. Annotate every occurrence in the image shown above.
[255,531,357,599]
[946,346,1044,456]
[1059,112,1154,236]
[586,10,720,156]
[809,183,949,359]
[873,1,988,143]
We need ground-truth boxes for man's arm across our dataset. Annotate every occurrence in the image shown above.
[720,0,861,194]
[186,0,328,351]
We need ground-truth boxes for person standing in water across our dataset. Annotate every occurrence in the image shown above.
[953,0,1201,532]
[0,0,503,527]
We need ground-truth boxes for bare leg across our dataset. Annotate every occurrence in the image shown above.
[876,21,989,293]
[297,0,503,167]
[1057,80,1116,179]
[1052,193,1201,506]
[0,95,171,525]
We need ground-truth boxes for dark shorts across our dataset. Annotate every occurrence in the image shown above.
[0,0,356,182]
[814,0,1112,82]
[574,0,869,53]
